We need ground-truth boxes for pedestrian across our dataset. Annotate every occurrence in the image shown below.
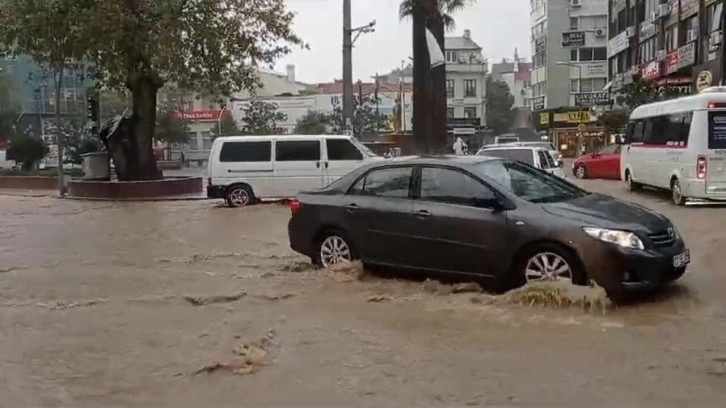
[180,151,186,167]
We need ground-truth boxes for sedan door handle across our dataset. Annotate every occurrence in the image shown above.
[324,162,329,168]
[316,161,321,168]
[416,209,431,218]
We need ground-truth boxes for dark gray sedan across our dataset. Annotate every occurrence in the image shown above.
[287,156,689,298]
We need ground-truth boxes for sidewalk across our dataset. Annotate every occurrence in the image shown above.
[0,189,57,197]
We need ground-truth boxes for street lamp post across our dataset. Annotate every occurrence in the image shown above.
[342,0,375,134]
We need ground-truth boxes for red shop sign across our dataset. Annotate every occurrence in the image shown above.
[175,110,223,121]
[665,51,679,75]
[641,61,661,80]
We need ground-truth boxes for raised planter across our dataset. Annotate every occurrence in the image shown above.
[0,176,59,190]
[67,176,203,199]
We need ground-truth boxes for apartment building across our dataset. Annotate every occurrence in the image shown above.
[608,0,722,96]
[491,50,534,127]
[530,0,610,110]
[444,29,488,134]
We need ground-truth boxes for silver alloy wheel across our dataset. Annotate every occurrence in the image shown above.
[320,235,352,267]
[524,252,573,282]
[575,166,586,179]
[672,179,683,205]
[229,188,250,207]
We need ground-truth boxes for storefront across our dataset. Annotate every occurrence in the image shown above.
[533,108,605,157]
[691,49,721,92]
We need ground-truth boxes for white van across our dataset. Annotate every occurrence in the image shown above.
[207,134,382,207]
[476,145,566,178]
[621,87,726,205]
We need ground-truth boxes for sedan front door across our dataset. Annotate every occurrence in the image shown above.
[408,166,511,277]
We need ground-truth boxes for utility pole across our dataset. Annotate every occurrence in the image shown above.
[342,0,353,133]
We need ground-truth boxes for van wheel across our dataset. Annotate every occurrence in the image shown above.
[625,171,641,191]
[226,185,254,207]
[671,178,686,206]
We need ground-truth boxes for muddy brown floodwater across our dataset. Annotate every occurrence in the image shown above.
[1,178,726,406]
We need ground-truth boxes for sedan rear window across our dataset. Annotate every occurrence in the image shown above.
[478,148,534,165]
[349,166,412,198]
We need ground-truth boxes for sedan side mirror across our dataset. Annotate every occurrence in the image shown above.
[590,152,599,158]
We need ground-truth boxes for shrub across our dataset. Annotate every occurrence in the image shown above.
[7,133,48,171]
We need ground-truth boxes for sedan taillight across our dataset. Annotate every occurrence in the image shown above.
[697,155,707,179]
[289,198,302,215]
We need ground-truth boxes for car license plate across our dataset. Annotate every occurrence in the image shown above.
[673,250,690,268]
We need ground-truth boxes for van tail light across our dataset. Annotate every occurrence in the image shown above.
[697,155,707,179]
[289,198,302,215]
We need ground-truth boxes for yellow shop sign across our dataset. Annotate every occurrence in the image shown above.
[553,111,589,123]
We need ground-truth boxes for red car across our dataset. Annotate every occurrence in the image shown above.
[572,144,622,180]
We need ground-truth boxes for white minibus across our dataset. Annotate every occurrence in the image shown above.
[207,134,382,207]
[621,87,726,205]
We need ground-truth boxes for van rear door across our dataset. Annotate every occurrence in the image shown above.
[273,138,325,197]
[216,140,274,195]
[706,110,726,193]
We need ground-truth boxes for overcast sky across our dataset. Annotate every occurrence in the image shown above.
[274,0,531,84]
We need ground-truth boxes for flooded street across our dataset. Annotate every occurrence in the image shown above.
[2,179,726,406]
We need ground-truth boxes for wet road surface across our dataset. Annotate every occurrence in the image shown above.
[1,178,726,406]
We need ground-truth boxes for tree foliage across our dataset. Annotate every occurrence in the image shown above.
[211,111,242,137]
[485,77,517,135]
[65,120,103,164]
[330,96,389,138]
[597,109,630,135]
[155,104,190,146]
[0,74,20,142]
[616,75,685,110]
[294,110,332,135]
[240,100,287,135]
[0,0,303,180]
[8,132,48,170]
[399,0,475,29]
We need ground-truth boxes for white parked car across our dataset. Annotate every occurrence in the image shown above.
[476,146,566,179]
[622,86,726,205]
[207,134,382,207]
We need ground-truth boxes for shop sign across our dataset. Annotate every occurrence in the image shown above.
[582,62,607,77]
[696,70,714,92]
[676,42,696,70]
[176,110,223,121]
[553,111,590,123]
[657,77,693,97]
[639,22,656,42]
[608,31,630,57]
[641,60,661,80]
[665,50,679,74]
[538,112,549,126]
[562,31,585,47]
[532,96,545,110]
[575,92,611,106]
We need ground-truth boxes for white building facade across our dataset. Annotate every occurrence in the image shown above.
[444,30,488,127]
[530,0,610,110]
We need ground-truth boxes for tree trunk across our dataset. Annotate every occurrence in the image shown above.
[427,10,447,154]
[53,66,65,195]
[412,0,432,154]
[128,74,162,180]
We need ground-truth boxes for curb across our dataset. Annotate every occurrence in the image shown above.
[64,195,210,202]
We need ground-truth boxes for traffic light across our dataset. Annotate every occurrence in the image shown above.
[86,94,99,124]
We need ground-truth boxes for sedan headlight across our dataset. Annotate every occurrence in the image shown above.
[582,227,644,250]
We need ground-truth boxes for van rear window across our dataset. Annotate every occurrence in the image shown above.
[219,141,271,162]
[708,112,726,149]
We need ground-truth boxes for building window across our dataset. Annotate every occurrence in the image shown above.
[665,25,678,51]
[447,107,454,119]
[446,51,458,63]
[570,47,607,61]
[523,80,531,88]
[708,2,723,34]
[446,79,455,97]
[464,79,477,97]
[570,78,608,93]
[570,17,578,30]
[463,107,477,118]
[684,16,699,42]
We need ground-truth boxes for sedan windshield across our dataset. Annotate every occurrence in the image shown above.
[474,160,588,203]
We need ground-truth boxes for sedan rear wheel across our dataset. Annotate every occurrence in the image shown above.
[316,231,356,268]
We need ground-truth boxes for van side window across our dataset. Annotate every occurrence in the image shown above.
[646,116,669,145]
[326,139,363,160]
[677,112,692,146]
[219,141,271,162]
[275,140,321,161]
[628,120,644,143]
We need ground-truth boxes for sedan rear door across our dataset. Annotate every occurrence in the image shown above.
[343,165,418,265]
[408,166,510,277]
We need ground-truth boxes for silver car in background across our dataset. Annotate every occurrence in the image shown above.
[476,146,566,179]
